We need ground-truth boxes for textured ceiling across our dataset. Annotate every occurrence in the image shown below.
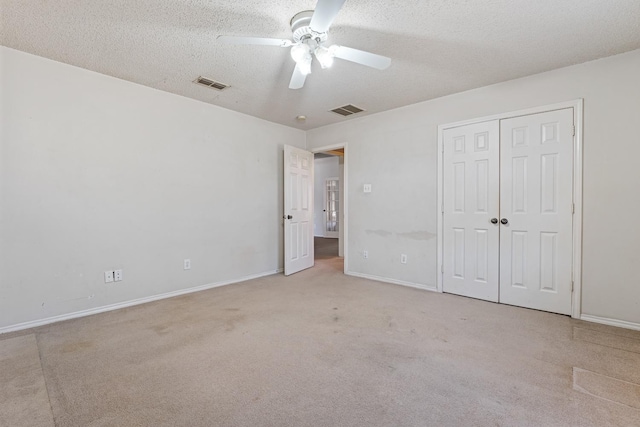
[2,1,640,130]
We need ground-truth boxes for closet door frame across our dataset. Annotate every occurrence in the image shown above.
[436,99,584,318]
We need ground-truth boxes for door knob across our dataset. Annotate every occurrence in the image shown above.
[500,218,509,225]
[490,218,498,224]
[283,215,293,220]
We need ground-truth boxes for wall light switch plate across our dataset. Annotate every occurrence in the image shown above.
[400,254,408,264]
[104,271,114,283]
[184,259,191,270]
[114,269,123,281]
[363,250,368,259]
[363,184,372,193]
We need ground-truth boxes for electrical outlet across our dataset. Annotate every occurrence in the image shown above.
[363,250,368,259]
[114,269,123,281]
[184,259,191,270]
[363,184,372,193]
[400,254,408,264]
[104,271,114,283]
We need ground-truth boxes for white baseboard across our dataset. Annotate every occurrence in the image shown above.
[580,314,640,332]
[345,271,438,292]
[0,268,283,335]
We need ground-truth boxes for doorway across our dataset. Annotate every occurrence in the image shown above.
[283,143,348,275]
[312,145,347,269]
[437,101,583,317]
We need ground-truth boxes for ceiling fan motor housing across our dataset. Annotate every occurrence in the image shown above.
[290,10,328,44]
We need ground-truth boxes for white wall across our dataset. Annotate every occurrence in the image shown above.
[313,156,340,236]
[307,49,640,326]
[0,47,305,330]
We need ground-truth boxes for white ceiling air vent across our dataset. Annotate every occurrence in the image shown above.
[330,104,365,117]
[194,76,229,91]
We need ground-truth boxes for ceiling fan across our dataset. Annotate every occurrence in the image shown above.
[217,0,391,89]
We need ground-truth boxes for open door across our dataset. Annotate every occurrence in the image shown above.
[284,145,314,275]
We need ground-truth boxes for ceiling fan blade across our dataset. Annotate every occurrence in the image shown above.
[289,63,308,89]
[333,45,391,70]
[309,0,346,33]
[217,35,292,47]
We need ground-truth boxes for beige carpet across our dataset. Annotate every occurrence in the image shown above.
[1,253,639,426]
[0,334,54,426]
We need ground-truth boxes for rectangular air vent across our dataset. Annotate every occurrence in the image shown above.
[194,76,229,91]
[330,104,365,117]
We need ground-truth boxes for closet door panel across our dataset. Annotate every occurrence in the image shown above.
[443,121,500,302]
[499,108,574,315]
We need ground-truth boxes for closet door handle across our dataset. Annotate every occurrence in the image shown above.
[500,218,509,225]
[490,218,498,224]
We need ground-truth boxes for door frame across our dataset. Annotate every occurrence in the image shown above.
[311,143,349,273]
[436,100,584,318]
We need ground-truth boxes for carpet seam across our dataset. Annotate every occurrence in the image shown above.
[573,327,640,354]
[574,326,640,341]
[35,332,58,427]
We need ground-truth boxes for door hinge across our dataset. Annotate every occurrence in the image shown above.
[441,264,444,274]
[572,203,575,214]
[571,281,574,292]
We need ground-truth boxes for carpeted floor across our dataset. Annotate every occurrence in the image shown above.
[314,236,339,259]
[1,248,640,426]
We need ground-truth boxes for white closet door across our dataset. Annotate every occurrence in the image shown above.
[443,121,500,302]
[499,108,574,314]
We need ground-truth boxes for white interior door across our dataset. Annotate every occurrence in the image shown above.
[284,145,314,275]
[442,121,500,302]
[324,177,339,238]
[499,108,574,314]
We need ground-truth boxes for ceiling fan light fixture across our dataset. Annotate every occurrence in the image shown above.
[298,57,312,75]
[291,43,311,63]
[314,46,334,69]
